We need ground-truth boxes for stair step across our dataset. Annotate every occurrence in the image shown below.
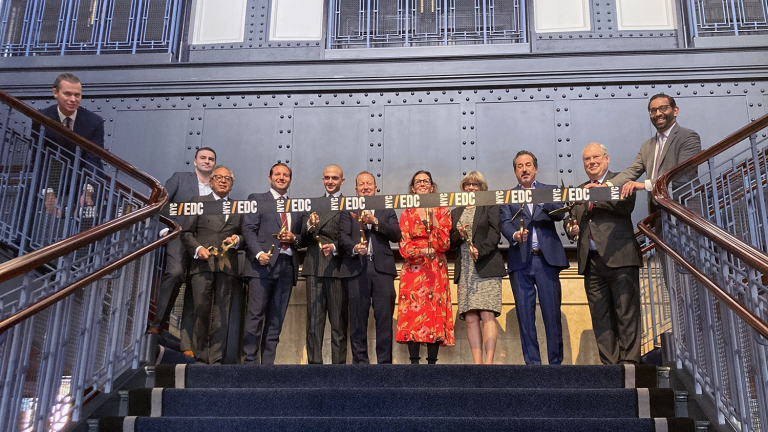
[128,387,675,418]
[153,364,658,389]
[100,416,695,432]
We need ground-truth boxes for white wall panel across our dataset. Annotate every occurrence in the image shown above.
[191,0,248,44]
[616,0,677,30]
[270,0,324,40]
[534,0,591,33]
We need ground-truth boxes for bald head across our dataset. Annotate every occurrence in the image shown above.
[322,164,345,195]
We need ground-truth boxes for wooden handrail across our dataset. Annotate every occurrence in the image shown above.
[649,112,768,338]
[0,89,179,334]
[638,213,768,339]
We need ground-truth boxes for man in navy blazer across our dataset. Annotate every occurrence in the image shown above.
[39,73,105,174]
[500,150,569,365]
[339,171,401,364]
[241,163,303,365]
[149,147,217,358]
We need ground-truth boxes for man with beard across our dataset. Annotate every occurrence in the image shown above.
[338,171,400,364]
[149,147,217,358]
[300,164,348,364]
[605,94,701,211]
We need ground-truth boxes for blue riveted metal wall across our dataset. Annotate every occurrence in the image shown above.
[20,80,768,246]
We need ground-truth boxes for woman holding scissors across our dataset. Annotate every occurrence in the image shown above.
[450,171,506,364]
[396,170,454,364]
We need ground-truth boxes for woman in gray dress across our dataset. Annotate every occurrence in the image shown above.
[450,171,507,364]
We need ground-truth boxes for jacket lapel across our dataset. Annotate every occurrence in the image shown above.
[657,125,678,168]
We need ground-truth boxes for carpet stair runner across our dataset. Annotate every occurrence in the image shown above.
[98,364,695,432]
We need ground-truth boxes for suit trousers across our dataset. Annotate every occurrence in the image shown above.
[190,271,238,364]
[509,255,564,365]
[344,259,396,364]
[243,255,294,365]
[151,237,194,352]
[305,275,348,364]
[584,251,642,365]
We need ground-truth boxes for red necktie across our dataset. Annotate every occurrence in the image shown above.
[279,196,289,250]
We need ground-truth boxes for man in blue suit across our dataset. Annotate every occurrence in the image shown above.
[500,150,569,365]
[241,163,303,364]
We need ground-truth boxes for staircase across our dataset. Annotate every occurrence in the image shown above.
[97,364,695,432]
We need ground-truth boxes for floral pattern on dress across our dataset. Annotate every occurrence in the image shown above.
[395,207,455,346]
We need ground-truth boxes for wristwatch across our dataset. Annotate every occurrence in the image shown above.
[373,218,379,228]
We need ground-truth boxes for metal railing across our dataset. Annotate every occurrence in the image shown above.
[328,0,526,48]
[686,0,768,37]
[0,0,184,56]
[640,113,768,432]
[637,231,673,355]
[0,89,175,432]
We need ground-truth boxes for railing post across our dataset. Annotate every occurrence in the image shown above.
[132,0,145,54]
[481,0,487,44]
[747,134,768,253]
[520,0,526,43]
[728,0,739,36]
[60,0,75,56]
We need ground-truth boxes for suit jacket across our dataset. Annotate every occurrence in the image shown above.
[450,205,507,283]
[338,208,400,278]
[609,123,701,194]
[180,194,243,276]
[300,205,342,278]
[39,104,105,172]
[500,182,569,272]
[567,171,642,275]
[241,191,303,284]
[162,172,201,225]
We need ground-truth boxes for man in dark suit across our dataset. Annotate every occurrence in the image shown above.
[181,166,243,364]
[39,73,105,175]
[241,163,303,365]
[566,143,642,365]
[300,164,348,364]
[500,150,569,365]
[606,94,702,210]
[35,73,105,240]
[339,171,401,364]
[149,147,217,358]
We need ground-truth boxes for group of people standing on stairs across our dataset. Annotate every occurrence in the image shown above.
[126,91,698,366]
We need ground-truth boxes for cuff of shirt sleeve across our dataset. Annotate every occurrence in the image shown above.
[645,179,652,191]
[194,246,203,259]
[159,228,169,237]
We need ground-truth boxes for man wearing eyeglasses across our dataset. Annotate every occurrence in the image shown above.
[605,94,701,211]
[181,166,243,364]
[299,164,349,364]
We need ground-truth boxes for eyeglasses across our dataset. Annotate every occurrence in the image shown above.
[414,179,432,186]
[212,175,234,183]
[463,182,481,189]
[648,105,670,115]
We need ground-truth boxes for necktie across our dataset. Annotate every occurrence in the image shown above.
[63,117,73,130]
[652,134,666,180]
[279,196,289,250]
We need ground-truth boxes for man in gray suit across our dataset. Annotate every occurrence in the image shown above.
[605,94,701,210]
[300,164,348,364]
[149,147,216,357]
[567,143,642,364]
[181,166,243,364]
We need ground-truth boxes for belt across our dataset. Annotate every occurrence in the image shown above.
[531,248,543,256]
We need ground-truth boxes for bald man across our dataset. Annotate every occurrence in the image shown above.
[300,165,349,364]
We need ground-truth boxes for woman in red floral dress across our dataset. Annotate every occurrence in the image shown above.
[396,170,454,364]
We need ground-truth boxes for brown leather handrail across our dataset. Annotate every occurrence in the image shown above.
[647,112,768,339]
[0,89,179,334]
